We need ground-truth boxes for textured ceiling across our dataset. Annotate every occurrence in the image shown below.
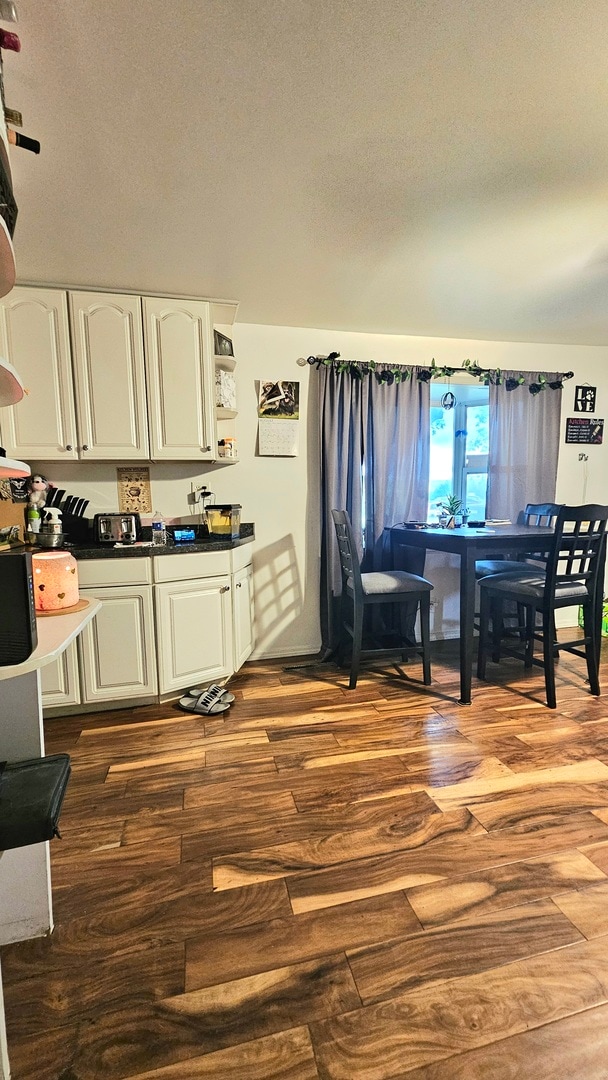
[6,0,608,343]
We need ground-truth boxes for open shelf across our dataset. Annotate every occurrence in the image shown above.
[216,407,237,420]
[213,456,239,465]
[214,354,236,372]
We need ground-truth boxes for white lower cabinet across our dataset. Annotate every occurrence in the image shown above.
[155,576,233,693]
[40,641,81,708]
[233,563,254,670]
[78,585,158,703]
[41,546,255,714]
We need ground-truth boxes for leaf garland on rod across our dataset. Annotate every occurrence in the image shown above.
[306,353,574,394]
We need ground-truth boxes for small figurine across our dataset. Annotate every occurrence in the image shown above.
[27,474,49,509]
[26,474,49,536]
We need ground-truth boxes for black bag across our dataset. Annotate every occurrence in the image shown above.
[0,754,71,851]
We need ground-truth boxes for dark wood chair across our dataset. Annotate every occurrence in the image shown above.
[475,502,562,645]
[475,502,562,579]
[331,509,433,690]
[477,504,608,708]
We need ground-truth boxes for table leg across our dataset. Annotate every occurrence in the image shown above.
[459,547,477,705]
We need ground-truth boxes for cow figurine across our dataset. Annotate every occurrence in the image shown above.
[27,474,49,510]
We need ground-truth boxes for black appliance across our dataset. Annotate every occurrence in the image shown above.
[0,551,38,665]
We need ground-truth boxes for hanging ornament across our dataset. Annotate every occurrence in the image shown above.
[441,391,456,410]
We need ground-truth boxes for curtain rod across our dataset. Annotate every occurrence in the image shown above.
[303,352,574,392]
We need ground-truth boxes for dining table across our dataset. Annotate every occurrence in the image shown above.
[389,522,555,705]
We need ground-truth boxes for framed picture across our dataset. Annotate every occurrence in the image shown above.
[213,330,234,357]
[116,466,152,514]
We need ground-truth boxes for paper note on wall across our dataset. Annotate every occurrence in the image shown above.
[258,380,300,456]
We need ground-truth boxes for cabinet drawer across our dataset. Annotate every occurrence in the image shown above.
[77,557,153,588]
[153,550,231,582]
[231,542,254,574]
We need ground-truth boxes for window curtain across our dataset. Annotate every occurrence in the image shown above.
[487,371,563,524]
[319,366,430,653]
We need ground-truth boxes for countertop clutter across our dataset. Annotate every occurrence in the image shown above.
[25,524,255,560]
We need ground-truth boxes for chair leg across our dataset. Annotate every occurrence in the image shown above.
[419,594,431,685]
[477,588,491,679]
[542,608,557,709]
[336,593,347,668]
[582,602,601,697]
[491,598,504,663]
[517,602,526,642]
[524,606,535,668]
[349,602,364,690]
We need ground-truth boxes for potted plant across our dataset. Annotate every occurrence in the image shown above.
[441,494,462,529]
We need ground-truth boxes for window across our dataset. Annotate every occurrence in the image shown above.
[428,383,489,521]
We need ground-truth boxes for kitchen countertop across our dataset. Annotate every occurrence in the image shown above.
[24,524,255,560]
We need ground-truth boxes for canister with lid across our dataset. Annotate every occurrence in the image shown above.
[205,504,242,539]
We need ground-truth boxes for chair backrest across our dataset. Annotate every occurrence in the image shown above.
[543,504,608,604]
[522,502,562,527]
[331,510,363,597]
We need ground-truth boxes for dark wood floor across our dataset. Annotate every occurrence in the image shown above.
[4,638,608,1078]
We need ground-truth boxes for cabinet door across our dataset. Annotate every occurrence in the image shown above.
[155,576,232,693]
[233,564,254,670]
[40,641,81,708]
[0,287,78,459]
[78,586,157,703]
[69,292,149,460]
[143,297,216,461]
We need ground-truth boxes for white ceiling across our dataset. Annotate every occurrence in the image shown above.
[6,0,608,344]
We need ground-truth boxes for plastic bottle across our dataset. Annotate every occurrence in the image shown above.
[151,510,167,547]
[27,505,41,534]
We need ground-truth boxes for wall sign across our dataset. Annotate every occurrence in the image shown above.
[574,385,597,412]
[565,417,604,444]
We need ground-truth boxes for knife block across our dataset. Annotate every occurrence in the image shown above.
[61,514,91,545]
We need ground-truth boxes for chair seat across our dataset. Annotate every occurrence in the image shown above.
[475,559,543,577]
[347,570,433,597]
[480,573,588,604]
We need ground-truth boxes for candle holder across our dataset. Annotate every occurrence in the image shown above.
[31,550,83,614]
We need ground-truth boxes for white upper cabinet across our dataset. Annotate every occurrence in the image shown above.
[69,292,150,460]
[143,297,216,461]
[0,287,236,463]
[0,286,78,459]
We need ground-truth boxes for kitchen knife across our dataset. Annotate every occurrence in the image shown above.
[46,488,65,508]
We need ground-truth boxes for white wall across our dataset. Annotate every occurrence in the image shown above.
[33,324,608,658]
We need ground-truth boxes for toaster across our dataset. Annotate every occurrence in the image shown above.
[93,513,140,545]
